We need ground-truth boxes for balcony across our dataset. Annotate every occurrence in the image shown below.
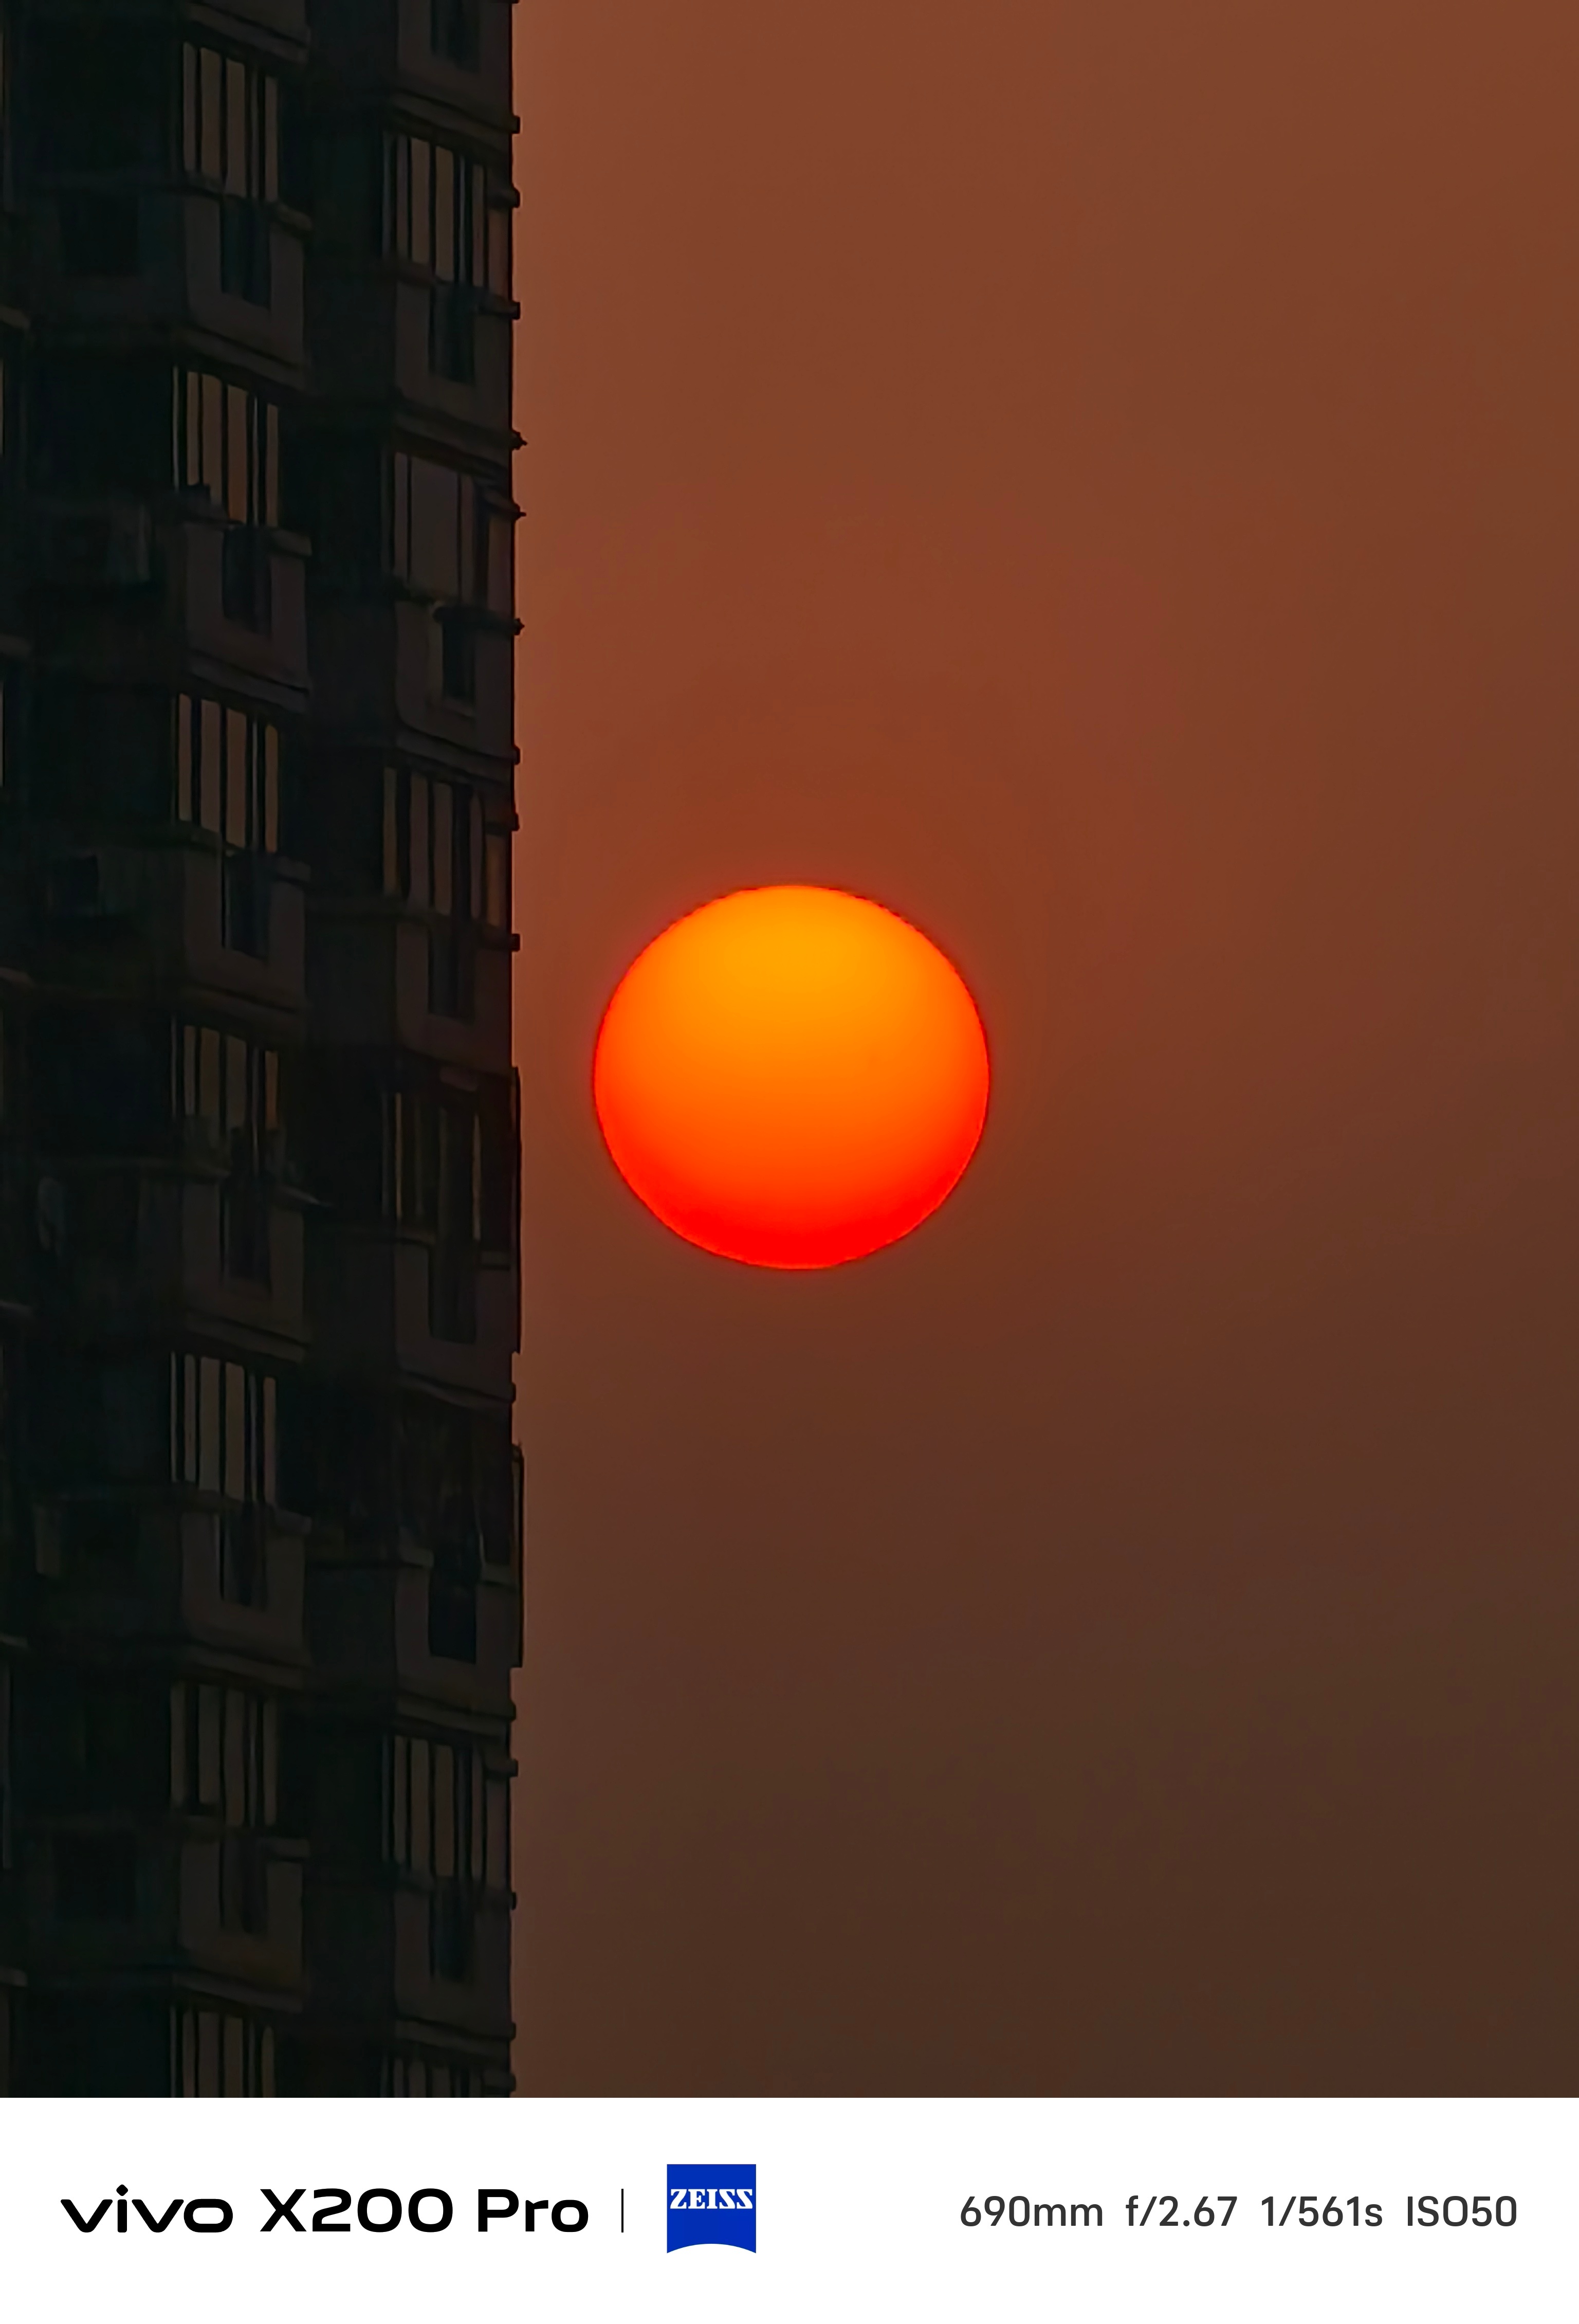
[176,508,309,694]
[308,903,510,1069]
[292,1873,509,2048]
[28,1824,300,1994]
[31,499,310,708]
[31,838,306,1014]
[39,189,307,374]
[31,1500,307,1665]
[305,266,511,435]
[307,1228,517,1393]
[307,597,512,764]
[27,1163,306,1348]
[180,1830,304,1986]
[394,0,513,125]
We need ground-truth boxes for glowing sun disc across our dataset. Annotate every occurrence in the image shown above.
[593,884,990,1268]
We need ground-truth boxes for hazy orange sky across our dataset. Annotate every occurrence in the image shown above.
[513,0,1579,2091]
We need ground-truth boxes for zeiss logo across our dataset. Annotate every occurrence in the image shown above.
[666,2165,756,2253]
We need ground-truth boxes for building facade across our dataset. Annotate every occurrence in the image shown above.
[0,0,520,2094]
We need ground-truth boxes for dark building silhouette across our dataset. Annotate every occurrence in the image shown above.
[0,0,521,2093]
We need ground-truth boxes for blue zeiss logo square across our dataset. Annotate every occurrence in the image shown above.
[666,2164,757,2253]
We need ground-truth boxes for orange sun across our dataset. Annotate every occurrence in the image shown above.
[593,885,990,1268]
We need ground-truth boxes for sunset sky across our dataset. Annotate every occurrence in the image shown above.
[514,0,1579,2091]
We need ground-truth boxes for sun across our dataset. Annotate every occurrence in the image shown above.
[593,884,990,1268]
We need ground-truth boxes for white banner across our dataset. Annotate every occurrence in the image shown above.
[5,2097,1569,2321]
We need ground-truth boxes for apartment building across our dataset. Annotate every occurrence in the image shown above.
[0,0,521,2095]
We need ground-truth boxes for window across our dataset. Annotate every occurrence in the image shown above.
[176,695,280,843]
[386,135,486,284]
[393,1396,516,1656]
[176,373,279,626]
[176,372,281,627]
[178,1021,280,1155]
[382,768,510,1016]
[182,40,278,303]
[183,45,279,202]
[390,453,512,611]
[387,1732,504,1981]
[378,767,508,1004]
[391,1086,477,1229]
[175,2009,274,2096]
[277,1380,390,1538]
[176,372,279,525]
[385,133,508,382]
[185,48,280,304]
[398,1396,515,1563]
[391,454,466,598]
[385,1071,513,1260]
[390,456,512,704]
[179,1020,279,1287]
[171,1357,277,1604]
[429,0,481,70]
[394,767,477,908]
[171,1681,277,1847]
[393,1086,479,1340]
[398,1399,516,1566]
[175,695,281,952]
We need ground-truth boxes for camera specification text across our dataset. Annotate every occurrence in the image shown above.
[958,2192,1519,2231]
